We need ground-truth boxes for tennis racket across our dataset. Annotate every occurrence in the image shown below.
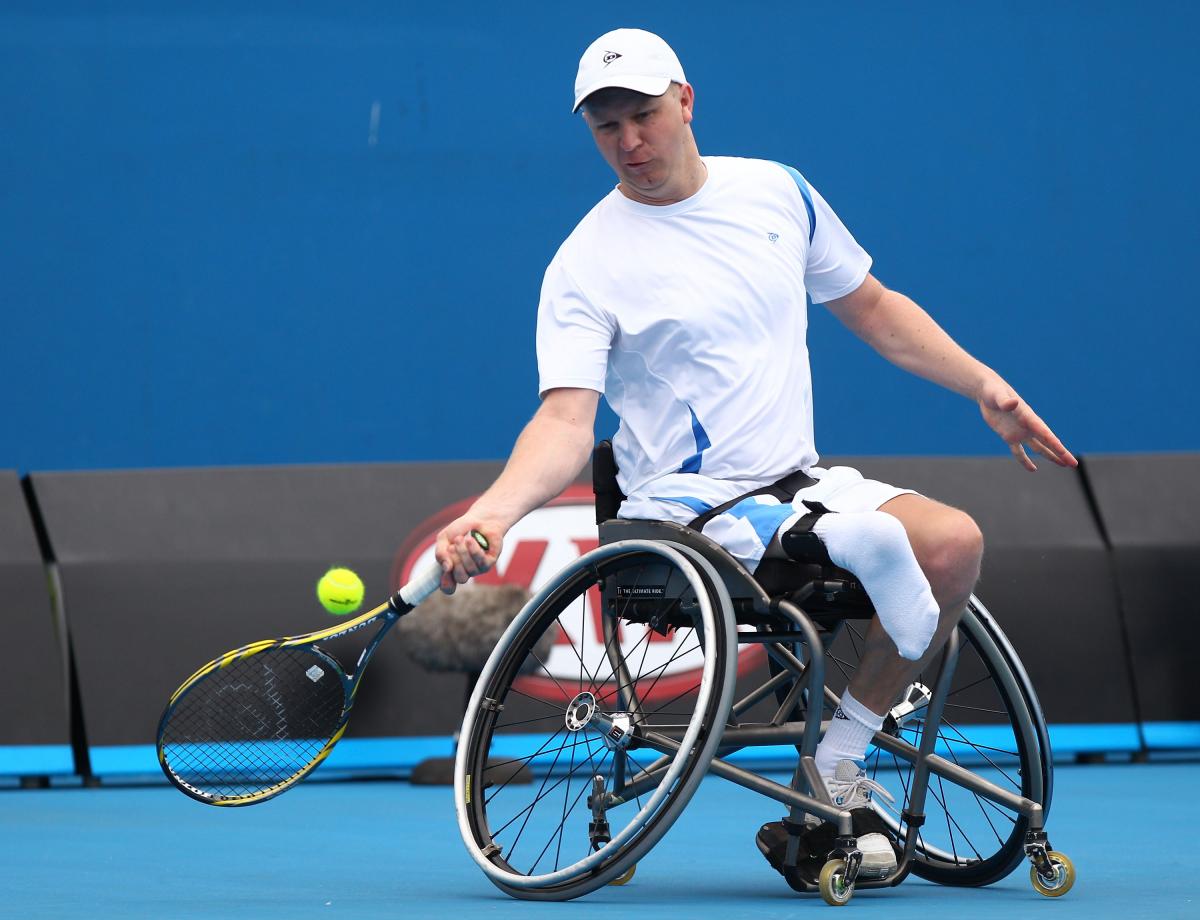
[157,532,488,806]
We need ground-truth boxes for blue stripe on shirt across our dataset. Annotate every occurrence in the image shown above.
[678,405,711,474]
[774,162,816,244]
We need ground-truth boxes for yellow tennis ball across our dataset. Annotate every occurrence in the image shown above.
[317,567,364,616]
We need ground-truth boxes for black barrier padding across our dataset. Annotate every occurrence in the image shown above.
[0,471,71,747]
[811,457,1137,727]
[28,463,510,749]
[1082,453,1200,724]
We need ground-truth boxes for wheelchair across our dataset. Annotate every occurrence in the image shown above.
[454,446,1075,905]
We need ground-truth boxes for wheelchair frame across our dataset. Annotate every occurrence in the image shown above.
[453,510,1074,905]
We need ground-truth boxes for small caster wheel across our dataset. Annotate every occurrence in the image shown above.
[819,858,853,906]
[609,863,636,886]
[1030,851,1075,897]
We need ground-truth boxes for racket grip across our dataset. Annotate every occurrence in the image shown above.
[394,531,490,611]
[396,562,443,609]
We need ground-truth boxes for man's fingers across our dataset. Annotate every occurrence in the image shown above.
[467,533,490,565]
[1010,441,1037,472]
[452,534,489,577]
[449,537,474,577]
[1034,428,1077,466]
[435,534,452,571]
[452,557,470,584]
[1021,411,1077,467]
[1030,436,1076,467]
[1057,447,1079,467]
[1030,437,1055,461]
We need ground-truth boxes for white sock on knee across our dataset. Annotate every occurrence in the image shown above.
[815,688,885,777]
[812,511,940,661]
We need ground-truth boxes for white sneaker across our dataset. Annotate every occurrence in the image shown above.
[826,759,895,810]
[824,760,899,880]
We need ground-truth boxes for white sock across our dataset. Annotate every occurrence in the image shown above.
[812,511,940,661]
[815,688,885,777]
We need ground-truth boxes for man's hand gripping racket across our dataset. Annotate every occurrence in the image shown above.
[156,532,489,806]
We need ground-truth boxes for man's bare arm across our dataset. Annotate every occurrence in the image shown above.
[435,387,600,591]
[825,274,1076,471]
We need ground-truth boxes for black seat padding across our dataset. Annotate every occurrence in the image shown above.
[591,443,870,623]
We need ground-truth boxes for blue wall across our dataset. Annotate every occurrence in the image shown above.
[2,2,1197,473]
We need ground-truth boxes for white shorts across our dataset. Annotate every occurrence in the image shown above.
[620,465,917,571]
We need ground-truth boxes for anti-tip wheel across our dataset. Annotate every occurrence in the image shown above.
[608,864,636,886]
[1030,852,1075,897]
[819,859,854,906]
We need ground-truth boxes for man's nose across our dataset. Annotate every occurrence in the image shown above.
[619,124,641,152]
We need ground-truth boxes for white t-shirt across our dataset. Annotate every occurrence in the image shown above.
[536,155,872,527]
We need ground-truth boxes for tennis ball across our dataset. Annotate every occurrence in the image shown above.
[317,567,364,616]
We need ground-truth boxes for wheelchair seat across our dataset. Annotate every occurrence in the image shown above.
[592,441,873,625]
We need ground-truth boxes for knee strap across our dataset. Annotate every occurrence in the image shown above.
[779,501,834,566]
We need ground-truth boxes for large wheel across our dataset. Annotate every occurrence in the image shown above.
[767,595,1050,887]
[456,540,738,901]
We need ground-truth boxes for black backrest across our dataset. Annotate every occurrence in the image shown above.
[592,440,626,525]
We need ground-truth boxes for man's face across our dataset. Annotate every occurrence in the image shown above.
[583,84,696,203]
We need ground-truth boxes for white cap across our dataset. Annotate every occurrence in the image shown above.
[572,28,686,113]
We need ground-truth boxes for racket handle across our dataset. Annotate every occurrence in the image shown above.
[393,531,490,611]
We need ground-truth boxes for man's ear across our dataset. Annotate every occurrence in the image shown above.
[678,82,696,124]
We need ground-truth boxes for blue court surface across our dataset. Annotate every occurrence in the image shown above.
[2,761,1194,919]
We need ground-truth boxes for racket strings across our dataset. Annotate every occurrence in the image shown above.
[160,646,347,801]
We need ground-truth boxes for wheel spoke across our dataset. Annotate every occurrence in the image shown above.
[942,701,1010,717]
[493,712,573,731]
[641,680,705,722]
[554,721,579,871]
[495,739,608,845]
[603,639,701,709]
[483,732,593,803]
[504,684,575,711]
[929,771,985,863]
[525,646,580,705]
[942,735,1008,846]
[534,745,608,876]
[937,719,1022,786]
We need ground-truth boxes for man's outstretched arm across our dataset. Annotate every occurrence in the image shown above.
[824,274,1077,471]
[434,387,600,592]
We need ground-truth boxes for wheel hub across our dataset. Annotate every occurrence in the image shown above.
[565,692,598,731]
[563,692,635,750]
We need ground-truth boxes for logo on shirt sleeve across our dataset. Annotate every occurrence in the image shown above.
[768,232,780,243]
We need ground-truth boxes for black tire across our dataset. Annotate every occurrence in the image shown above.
[456,541,737,900]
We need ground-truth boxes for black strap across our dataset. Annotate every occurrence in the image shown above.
[687,468,818,533]
[780,501,833,565]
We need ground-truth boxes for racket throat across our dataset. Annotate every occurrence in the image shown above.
[349,609,401,678]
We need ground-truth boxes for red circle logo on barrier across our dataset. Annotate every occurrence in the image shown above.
[393,486,764,704]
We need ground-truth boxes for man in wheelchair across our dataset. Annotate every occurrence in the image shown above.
[436,28,1075,893]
